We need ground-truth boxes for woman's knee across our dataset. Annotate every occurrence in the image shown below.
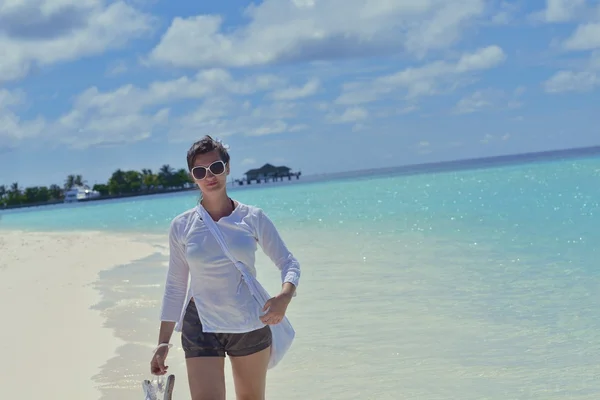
[186,356,226,400]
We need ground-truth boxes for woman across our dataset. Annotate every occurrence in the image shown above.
[150,135,300,400]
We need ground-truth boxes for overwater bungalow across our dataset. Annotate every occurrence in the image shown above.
[236,163,301,185]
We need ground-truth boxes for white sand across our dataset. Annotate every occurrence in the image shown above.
[0,230,160,399]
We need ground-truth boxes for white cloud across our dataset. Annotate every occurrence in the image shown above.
[270,79,320,100]
[536,0,600,93]
[247,120,290,136]
[105,60,128,77]
[0,0,153,82]
[530,1,600,52]
[531,0,588,23]
[71,69,283,116]
[453,86,524,114]
[454,91,493,114]
[167,98,307,142]
[147,0,487,69]
[327,107,369,123]
[544,70,600,92]
[0,68,300,149]
[490,1,521,25]
[289,124,309,132]
[0,89,46,145]
[56,106,170,149]
[543,50,600,93]
[336,45,506,105]
[0,92,169,150]
[563,23,600,51]
[0,89,25,109]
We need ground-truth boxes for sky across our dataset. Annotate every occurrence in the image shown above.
[1,0,599,188]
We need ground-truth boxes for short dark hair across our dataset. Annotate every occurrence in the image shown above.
[186,135,230,170]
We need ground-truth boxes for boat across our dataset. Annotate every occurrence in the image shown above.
[64,185,101,203]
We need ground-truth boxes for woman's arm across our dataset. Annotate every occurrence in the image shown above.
[158,218,190,343]
[254,208,301,295]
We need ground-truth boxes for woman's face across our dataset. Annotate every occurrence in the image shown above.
[190,149,229,195]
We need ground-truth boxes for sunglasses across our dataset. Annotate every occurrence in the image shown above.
[191,160,227,180]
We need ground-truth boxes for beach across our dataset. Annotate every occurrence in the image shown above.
[1,224,472,400]
[0,225,451,400]
[0,230,162,399]
[1,156,600,399]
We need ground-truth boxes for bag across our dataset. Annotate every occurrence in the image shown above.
[195,205,295,369]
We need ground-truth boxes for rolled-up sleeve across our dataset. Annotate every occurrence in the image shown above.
[255,209,301,288]
[160,218,190,322]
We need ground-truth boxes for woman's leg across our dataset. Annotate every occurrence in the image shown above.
[229,346,271,400]
[186,356,226,400]
[181,300,228,400]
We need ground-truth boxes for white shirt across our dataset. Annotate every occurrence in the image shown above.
[159,201,301,333]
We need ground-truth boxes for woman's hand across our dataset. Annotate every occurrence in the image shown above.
[150,346,169,375]
[260,292,292,325]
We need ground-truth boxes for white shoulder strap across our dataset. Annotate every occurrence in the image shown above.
[195,205,238,264]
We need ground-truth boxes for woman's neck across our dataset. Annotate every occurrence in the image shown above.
[200,192,235,221]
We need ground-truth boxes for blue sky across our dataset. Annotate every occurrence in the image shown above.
[1,0,599,188]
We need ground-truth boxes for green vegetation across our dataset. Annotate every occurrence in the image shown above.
[0,164,193,209]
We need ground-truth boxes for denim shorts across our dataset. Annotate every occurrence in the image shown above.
[181,300,272,358]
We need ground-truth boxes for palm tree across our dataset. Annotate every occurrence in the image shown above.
[158,164,174,188]
[74,174,85,187]
[141,169,157,191]
[9,182,19,194]
[64,174,86,190]
[173,168,192,188]
[0,184,5,207]
[48,184,63,200]
[108,169,126,195]
[64,175,75,190]
[7,182,22,205]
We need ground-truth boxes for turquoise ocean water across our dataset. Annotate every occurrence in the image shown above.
[2,155,600,399]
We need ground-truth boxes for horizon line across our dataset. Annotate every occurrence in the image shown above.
[295,144,600,180]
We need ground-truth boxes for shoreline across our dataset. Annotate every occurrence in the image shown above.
[0,229,164,399]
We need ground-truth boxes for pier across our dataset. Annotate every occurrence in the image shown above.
[234,163,301,186]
